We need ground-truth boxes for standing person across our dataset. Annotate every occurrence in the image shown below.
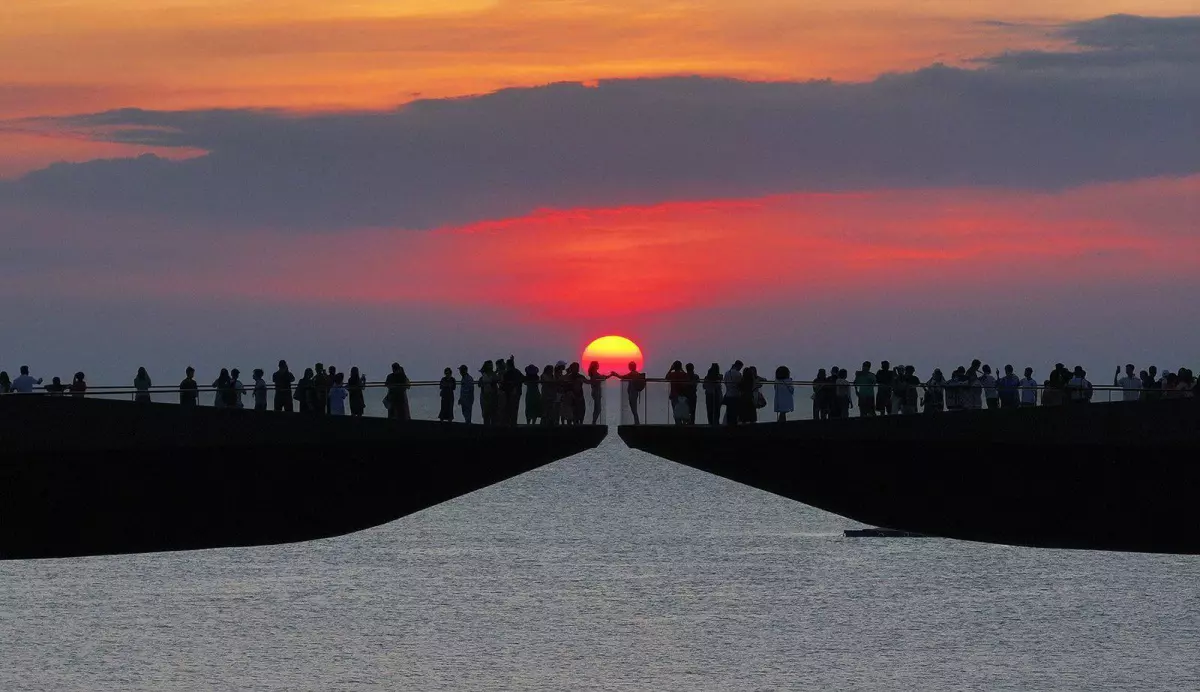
[70,372,87,398]
[854,362,876,417]
[11,366,43,393]
[923,369,945,413]
[587,362,608,425]
[252,369,268,411]
[384,363,406,421]
[494,360,509,424]
[312,364,330,415]
[980,365,999,409]
[326,366,338,414]
[611,361,646,425]
[523,364,543,425]
[0,371,10,393]
[997,365,1021,409]
[272,360,296,413]
[438,368,456,422]
[774,366,794,422]
[179,367,199,406]
[348,367,366,417]
[212,369,231,408]
[665,361,687,419]
[966,369,984,410]
[540,365,558,425]
[900,366,920,414]
[1067,366,1093,404]
[722,361,744,425]
[1019,367,1039,407]
[833,368,853,418]
[1114,364,1142,402]
[295,368,315,413]
[328,373,348,415]
[457,365,475,423]
[683,363,700,424]
[702,363,723,425]
[734,365,756,424]
[229,368,245,408]
[557,363,575,425]
[504,356,524,426]
[569,362,587,424]
[1141,366,1160,402]
[812,369,828,420]
[478,361,498,425]
[874,361,894,416]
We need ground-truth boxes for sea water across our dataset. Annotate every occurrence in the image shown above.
[2,440,1198,691]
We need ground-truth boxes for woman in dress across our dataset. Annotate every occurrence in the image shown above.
[587,361,608,425]
[523,364,543,425]
[133,367,152,403]
[479,361,498,425]
[347,367,366,417]
[773,366,794,422]
[212,369,231,408]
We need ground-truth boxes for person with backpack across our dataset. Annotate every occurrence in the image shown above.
[611,361,646,425]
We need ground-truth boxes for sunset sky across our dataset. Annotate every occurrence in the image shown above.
[2,2,1198,384]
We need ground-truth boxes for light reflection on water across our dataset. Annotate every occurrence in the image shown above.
[2,440,1198,691]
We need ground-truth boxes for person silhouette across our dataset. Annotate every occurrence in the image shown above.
[230,368,245,408]
[587,361,609,425]
[272,360,295,412]
[11,366,43,394]
[438,367,456,422]
[212,369,231,408]
[312,363,330,416]
[44,377,67,396]
[611,361,645,425]
[0,371,11,394]
[329,373,348,416]
[252,368,268,411]
[70,372,87,398]
[348,367,366,417]
[179,367,199,406]
[457,365,475,423]
[774,366,794,422]
[296,368,315,413]
[523,364,543,425]
[702,363,722,425]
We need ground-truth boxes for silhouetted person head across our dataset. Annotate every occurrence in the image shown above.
[74,372,85,383]
[862,361,871,372]
[707,363,720,377]
[982,364,992,375]
[136,367,148,379]
[52,376,62,385]
[303,368,314,379]
[20,366,29,376]
[335,373,344,385]
[1149,365,1158,376]
[253,368,264,379]
[971,359,981,369]
[231,368,241,380]
[315,363,325,373]
[496,360,507,373]
[670,360,683,372]
[733,360,744,370]
[776,365,790,379]
[220,368,230,378]
[278,360,289,371]
[686,363,695,374]
[397,366,408,380]
[1024,367,1033,377]
[932,368,944,382]
[904,366,914,375]
[481,361,493,374]
[628,361,639,373]
[459,365,469,376]
[543,365,554,377]
[444,367,452,376]
[392,362,401,373]
[1125,364,1136,376]
[589,361,600,375]
[1004,365,1013,375]
[817,368,827,380]
[1074,366,1085,377]
[185,366,195,378]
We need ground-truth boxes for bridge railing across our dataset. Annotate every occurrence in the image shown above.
[1,380,608,426]
[618,378,1185,425]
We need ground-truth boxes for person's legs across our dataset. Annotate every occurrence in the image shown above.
[777,412,786,423]
[628,392,641,424]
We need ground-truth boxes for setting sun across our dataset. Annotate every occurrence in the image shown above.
[583,335,644,374]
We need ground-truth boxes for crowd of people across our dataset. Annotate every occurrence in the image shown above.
[0,357,633,427]
[3,358,1196,427]
[650,359,1199,425]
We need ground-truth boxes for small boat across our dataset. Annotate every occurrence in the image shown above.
[619,399,1200,555]
[1,396,606,560]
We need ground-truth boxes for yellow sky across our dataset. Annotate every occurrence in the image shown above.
[1,0,1194,174]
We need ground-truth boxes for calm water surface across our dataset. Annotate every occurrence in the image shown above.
[3,440,1198,691]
